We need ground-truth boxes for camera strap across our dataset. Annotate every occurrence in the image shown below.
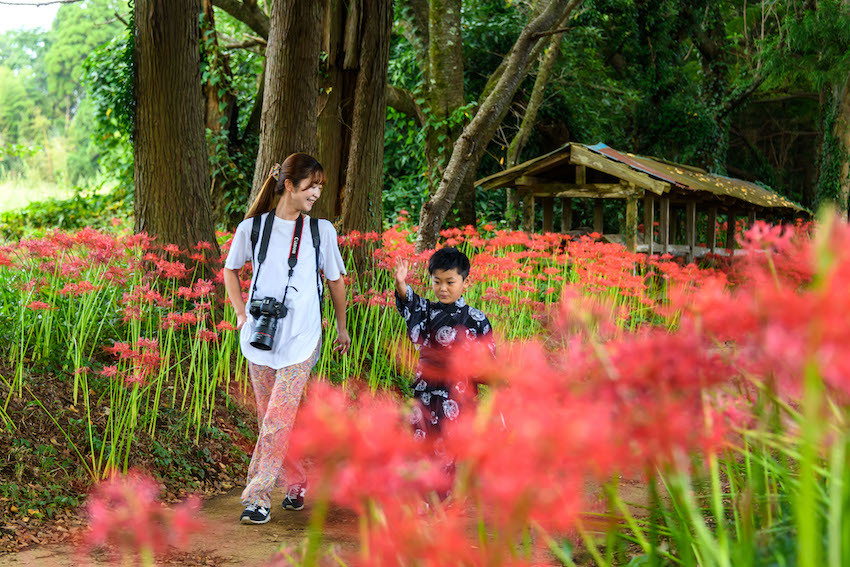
[249,212,323,313]
[250,212,304,301]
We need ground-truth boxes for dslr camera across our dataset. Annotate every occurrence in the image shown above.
[248,297,288,350]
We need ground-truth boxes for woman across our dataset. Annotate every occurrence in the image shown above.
[223,153,350,524]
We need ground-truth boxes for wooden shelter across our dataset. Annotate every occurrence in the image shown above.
[476,142,807,259]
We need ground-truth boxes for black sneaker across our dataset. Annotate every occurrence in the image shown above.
[282,483,306,511]
[240,504,271,524]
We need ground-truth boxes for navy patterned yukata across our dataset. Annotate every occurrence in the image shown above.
[395,284,495,442]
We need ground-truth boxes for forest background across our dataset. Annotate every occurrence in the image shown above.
[1,0,849,247]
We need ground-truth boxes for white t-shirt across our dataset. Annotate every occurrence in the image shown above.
[225,212,346,369]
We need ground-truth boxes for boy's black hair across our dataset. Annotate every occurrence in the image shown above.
[428,247,470,279]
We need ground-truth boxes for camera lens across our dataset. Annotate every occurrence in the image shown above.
[249,313,278,350]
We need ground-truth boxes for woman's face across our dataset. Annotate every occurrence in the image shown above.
[287,176,322,212]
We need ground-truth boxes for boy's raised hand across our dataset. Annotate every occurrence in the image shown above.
[394,257,409,297]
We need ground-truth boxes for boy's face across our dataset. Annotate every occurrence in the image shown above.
[430,268,468,304]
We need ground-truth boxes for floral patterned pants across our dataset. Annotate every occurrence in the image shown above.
[241,344,320,508]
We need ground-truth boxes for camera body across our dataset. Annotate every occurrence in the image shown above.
[248,297,288,350]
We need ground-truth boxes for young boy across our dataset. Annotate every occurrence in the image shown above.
[393,247,494,443]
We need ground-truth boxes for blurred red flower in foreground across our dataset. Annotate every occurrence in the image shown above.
[83,470,203,564]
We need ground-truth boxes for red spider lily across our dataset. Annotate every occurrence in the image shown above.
[176,286,195,300]
[59,280,102,296]
[162,243,184,256]
[26,300,57,310]
[193,279,215,297]
[155,259,188,279]
[100,365,119,378]
[196,329,219,342]
[289,383,448,514]
[215,320,236,332]
[160,311,198,330]
[83,470,204,560]
[193,240,214,251]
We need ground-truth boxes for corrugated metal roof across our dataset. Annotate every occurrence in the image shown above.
[476,142,807,213]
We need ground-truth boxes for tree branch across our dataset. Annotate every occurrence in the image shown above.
[211,0,270,40]
[0,0,80,4]
[385,84,424,125]
[719,73,767,119]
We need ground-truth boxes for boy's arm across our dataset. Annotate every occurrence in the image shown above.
[392,258,428,341]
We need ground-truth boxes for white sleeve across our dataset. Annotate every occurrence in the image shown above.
[318,220,346,281]
[224,219,253,270]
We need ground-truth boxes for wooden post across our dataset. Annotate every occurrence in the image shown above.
[625,196,638,253]
[726,208,737,253]
[561,197,573,233]
[707,205,717,255]
[575,164,586,185]
[542,197,554,232]
[659,195,670,254]
[685,200,696,263]
[593,200,604,234]
[670,206,680,245]
[748,209,757,226]
[643,193,654,255]
[521,192,535,232]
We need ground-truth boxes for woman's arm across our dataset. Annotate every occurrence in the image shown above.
[326,277,350,353]
[223,267,248,330]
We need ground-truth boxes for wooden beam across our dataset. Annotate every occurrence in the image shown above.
[625,196,638,253]
[553,188,638,199]
[570,144,671,196]
[542,197,554,232]
[748,209,756,226]
[643,194,655,255]
[659,195,670,254]
[561,197,572,232]
[593,200,604,234]
[685,200,696,263]
[726,208,737,252]
[707,205,717,254]
[575,164,586,185]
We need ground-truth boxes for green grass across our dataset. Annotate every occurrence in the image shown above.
[0,178,79,213]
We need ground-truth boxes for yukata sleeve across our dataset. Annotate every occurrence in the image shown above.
[394,284,429,345]
[478,314,496,358]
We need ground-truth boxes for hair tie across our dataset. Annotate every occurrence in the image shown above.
[269,163,281,180]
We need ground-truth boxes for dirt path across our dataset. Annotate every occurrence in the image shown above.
[0,487,360,567]
[0,479,652,566]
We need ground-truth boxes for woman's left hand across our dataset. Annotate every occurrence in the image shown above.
[334,324,351,354]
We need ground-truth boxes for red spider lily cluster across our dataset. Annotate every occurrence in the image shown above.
[281,217,835,564]
[83,470,203,564]
[102,338,163,386]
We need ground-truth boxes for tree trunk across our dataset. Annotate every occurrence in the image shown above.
[315,0,348,222]
[250,0,322,201]
[505,30,564,227]
[340,0,392,232]
[202,0,237,226]
[134,0,219,254]
[414,0,574,252]
[833,77,850,216]
[425,0,468,221]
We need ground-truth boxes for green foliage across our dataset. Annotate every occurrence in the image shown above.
[42,0,125,111]
[81,5,135,192]
[0,183,131,240]
[762,0,850,92]
[383,108,427,224]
